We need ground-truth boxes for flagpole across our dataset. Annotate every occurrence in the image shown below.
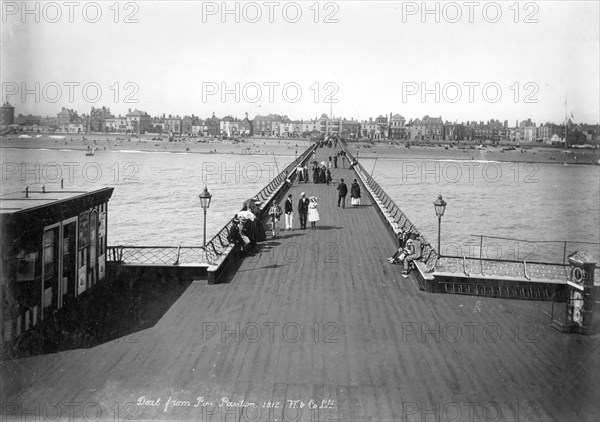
[564,93,568,149]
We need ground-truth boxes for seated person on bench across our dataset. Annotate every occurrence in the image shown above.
[402,233,422,278]
[387,230,411,264]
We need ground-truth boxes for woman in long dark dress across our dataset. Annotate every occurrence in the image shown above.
[350,179,361,206]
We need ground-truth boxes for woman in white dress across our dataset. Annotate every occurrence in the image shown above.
[307,196,319,230]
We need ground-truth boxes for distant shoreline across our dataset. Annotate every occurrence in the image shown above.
[2,134,599,165]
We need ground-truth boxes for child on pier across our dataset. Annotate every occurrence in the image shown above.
[269,202,282,238]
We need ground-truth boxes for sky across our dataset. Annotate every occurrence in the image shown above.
[1,1,599,125]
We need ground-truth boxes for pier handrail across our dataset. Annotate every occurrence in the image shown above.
[341,142,438,271]
[108,143,318,266]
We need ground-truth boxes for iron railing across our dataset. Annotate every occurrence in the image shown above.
[108,143,318,266]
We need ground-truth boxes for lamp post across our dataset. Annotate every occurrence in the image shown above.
[433,194,447,254]
[199,186,212,246]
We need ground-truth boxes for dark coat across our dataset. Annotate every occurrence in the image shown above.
[284,198,293,213]
[337,182,348,196]
[298,197,309,213]
[350,182,361,198]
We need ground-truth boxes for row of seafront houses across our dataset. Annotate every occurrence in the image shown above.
[2,102,599,145]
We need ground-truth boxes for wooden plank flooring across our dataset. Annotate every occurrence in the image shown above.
[1,146,599,421]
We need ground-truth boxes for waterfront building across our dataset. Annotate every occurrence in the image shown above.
[164,115,182,136]
[420,115,443,141]
[298,119,319,136]
[444,122,467,142]
[318,113,333,135]
[205,113,221,137]
[182,116,194,135]
[126,109,151,134]
[192,117,208,136]
[374,115,389,139]
[0,187,115,346]
[360,118,377,139]
[538,123,564,144]
[339,118,361,140]
[389,113,407,140]
[89,107,113,132]
[220,115,235,137]
[1,101,15,127]
[279,116,294,138]
[104,116,128,133]
[56,108,78,127]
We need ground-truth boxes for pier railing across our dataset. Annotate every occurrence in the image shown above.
[437,235,599,282]
[341,143,438,271]
[108,143,318,267]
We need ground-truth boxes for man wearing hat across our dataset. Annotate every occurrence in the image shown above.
[298,192,310,230]
[284,193,294,231]
[337,178,348,208]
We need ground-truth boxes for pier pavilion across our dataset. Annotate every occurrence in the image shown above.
[0,187,114,348]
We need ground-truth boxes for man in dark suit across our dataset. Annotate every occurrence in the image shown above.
[284,193,294,230]
[337,178,348,208]
[298,192,310,229]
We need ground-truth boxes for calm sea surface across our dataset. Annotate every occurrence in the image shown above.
[1,148,295,246]
[364,157,600,263]
[2,148,599,263]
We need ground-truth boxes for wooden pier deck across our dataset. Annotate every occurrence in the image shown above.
[1,146,599,421]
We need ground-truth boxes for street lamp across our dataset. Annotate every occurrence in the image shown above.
[433,194,447,254]
[199,186,212,246]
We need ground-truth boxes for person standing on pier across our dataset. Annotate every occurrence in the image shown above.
[337,178,348,208]
[313,164,319,184]
[326,169,332,185]
[268,202,282,238]
[308,197,320,230]
[333,155,338,168]
[350,179,361,206]
[298,192,309,229]
[284,194,294,231]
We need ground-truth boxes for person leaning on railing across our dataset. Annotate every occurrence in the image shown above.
[228,216,253,256]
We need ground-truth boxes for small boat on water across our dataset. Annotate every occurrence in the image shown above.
[86,147,97,156]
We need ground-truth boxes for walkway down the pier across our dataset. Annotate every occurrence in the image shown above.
[1,146,598,421]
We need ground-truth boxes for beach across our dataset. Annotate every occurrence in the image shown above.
[2,133,599,165]
[0,133,311,157]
